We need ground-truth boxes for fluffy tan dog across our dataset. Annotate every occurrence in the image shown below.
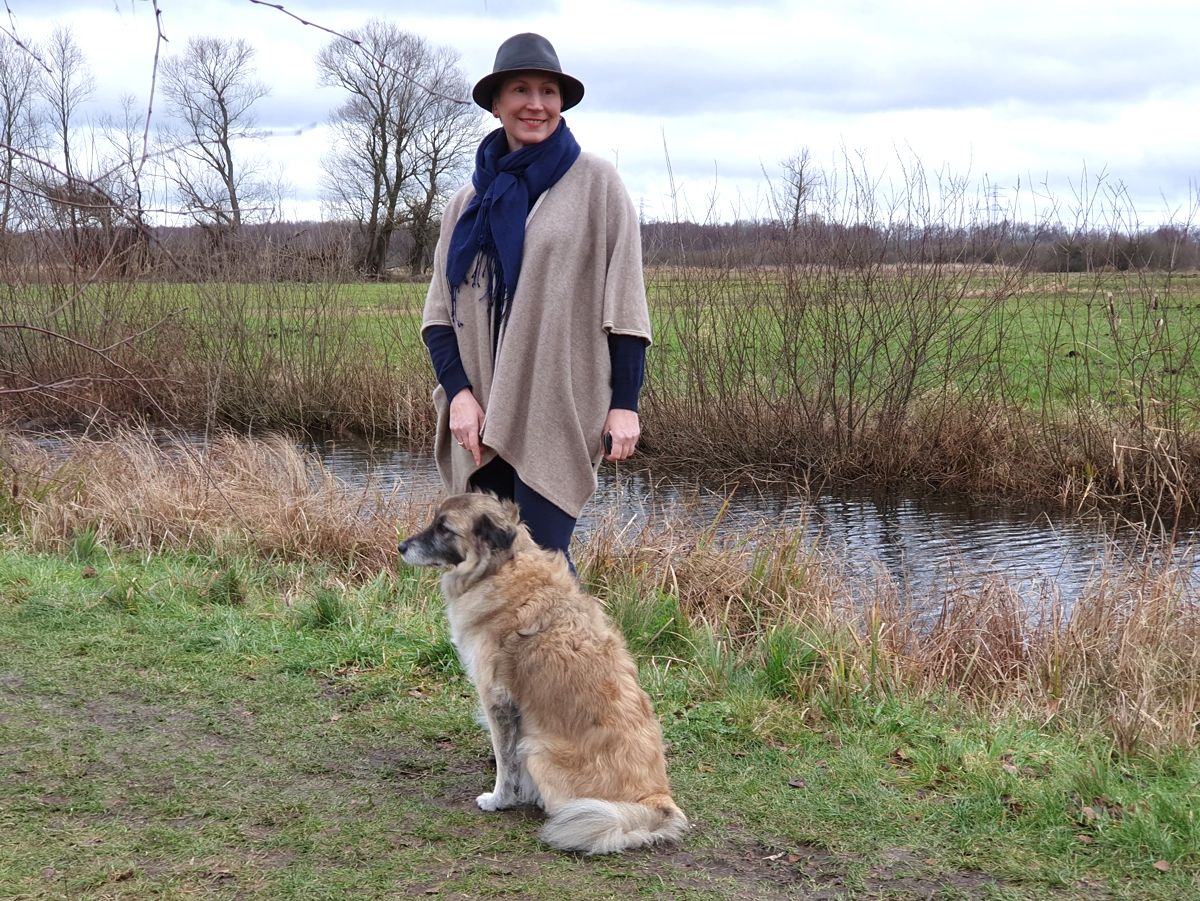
[399,493,687,854]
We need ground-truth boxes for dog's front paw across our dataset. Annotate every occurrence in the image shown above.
[476,791,509,811]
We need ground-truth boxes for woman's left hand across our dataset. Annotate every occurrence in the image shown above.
[602,409,640,461]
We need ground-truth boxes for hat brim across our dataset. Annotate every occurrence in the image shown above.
[472,69,585,112]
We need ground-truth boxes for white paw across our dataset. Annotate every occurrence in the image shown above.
[476,791,507,811]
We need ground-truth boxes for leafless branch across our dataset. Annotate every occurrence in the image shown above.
[0,375,167,397]
[1,0,51,75]
[0,140,211,326]
[2,141,157,248]
[136,0,168,185]
[0,322,173,419]
[246,0,471,106]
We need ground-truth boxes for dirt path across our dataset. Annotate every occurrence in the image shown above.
[0,663,1025,900]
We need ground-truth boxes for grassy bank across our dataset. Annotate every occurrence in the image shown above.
[0,431,1197,897]
[5,265,1200,518]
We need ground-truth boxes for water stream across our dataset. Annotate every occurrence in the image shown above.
[22,426,1194,604]
[315,439,1199,605]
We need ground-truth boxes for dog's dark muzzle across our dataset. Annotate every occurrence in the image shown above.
[398,524,465,568]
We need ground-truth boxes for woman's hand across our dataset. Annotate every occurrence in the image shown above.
[602,408,640,461]
[449,388,486,466]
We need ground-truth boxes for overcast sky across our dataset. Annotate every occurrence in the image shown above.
[6,0,1198,228]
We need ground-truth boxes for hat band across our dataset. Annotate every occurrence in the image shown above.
[494,59,563,75]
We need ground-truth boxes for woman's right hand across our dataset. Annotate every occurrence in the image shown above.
[449,388,485,466]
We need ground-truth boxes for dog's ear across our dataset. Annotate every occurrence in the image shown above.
[473,512,516,553]
[498,498,522,526]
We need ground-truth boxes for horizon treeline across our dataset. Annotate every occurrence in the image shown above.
[1,214,1196,282]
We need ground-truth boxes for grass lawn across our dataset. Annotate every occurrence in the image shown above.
[1,541,1196,899]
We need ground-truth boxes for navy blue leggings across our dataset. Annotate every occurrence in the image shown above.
[468,456,577,565]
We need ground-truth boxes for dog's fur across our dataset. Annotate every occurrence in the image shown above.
[399,493,687,854]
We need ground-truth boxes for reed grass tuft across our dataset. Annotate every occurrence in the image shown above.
[297,587,350,631]
[68,526,100,563]
[205,565,247,607]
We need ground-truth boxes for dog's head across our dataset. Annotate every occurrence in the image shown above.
[399,493,522,575]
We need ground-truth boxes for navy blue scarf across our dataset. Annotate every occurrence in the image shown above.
[446,118,581,329]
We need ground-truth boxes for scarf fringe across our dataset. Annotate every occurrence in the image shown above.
[449,252,511,333]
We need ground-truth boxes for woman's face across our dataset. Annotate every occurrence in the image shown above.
[492,73,562,153]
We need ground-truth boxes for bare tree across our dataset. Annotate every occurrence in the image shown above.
[160,36,269,235]
[776,148,815,233]
[0,36,42,239]
[98,95,151,221]
[402,51,478,274]
[39,26,95,249]
[95,94,156,273]
[317,22,478,277]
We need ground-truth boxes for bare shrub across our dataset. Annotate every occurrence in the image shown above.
[638,154,1200,520]
[1,270,437,442]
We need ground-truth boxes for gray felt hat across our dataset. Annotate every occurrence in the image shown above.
[472,33,585,111]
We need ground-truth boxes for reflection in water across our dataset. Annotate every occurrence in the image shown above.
[315,439,1198,605]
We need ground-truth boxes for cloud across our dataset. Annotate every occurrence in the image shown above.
[263,0,558,16]
[7,0,1198,224]
[569,1,1196,118]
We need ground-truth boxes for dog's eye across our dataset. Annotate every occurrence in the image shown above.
[436,521,454,535]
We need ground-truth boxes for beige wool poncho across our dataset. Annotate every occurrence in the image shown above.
[421,152,652,518]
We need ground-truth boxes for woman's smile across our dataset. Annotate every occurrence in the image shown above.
[493,73,563,152]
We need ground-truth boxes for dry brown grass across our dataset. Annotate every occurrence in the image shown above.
[1036,562,1200,753]
[3,428,427,575]
[3,430,1197,751]
[583,509,1200,752]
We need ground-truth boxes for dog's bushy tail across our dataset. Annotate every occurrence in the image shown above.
[540,796,687,854]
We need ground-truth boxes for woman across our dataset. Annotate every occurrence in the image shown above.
[420,32,651,565]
